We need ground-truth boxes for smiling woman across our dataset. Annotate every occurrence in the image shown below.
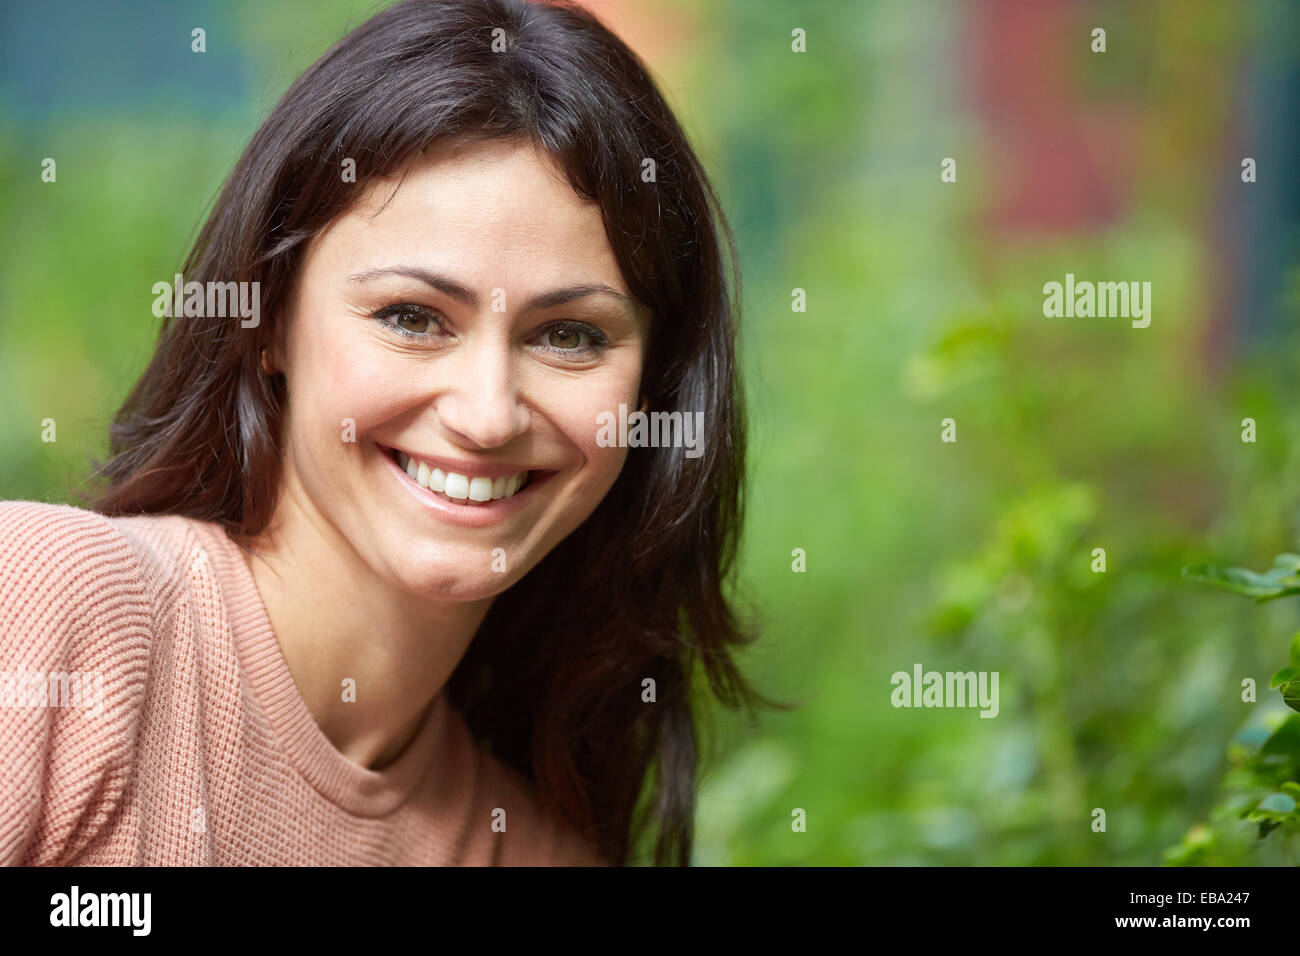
[0,0,778,867]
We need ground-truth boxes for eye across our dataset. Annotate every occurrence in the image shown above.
[547,326,585,349]
[371,303,447,339]
[533,321,608,355]
[393,310,431,334]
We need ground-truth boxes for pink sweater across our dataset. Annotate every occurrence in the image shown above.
[0,500,606,865]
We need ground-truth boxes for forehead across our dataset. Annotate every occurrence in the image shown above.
[308,139,628,296]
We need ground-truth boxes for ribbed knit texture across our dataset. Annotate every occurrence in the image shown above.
[0,501,606,866]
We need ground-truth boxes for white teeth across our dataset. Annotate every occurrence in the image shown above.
[443,472,470,500]
[391,448,528,504]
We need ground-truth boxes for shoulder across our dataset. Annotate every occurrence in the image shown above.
[0,500,216,633]
[0,502,226,863]
[441,703,611,866]
[0,500,155,642]
[0,498,166,718]
[0,498,139,572]
[0,500,200,742]
[0,501,162,862]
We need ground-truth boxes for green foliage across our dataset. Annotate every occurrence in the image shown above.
[1171,565,1300,863]
[1183,558,1300,604]
[673,0,1300,866]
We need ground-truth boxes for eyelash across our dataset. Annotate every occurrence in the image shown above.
[370,303,449,339]
[369,302,610,356]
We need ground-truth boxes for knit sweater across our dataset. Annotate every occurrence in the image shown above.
[0,500,607,866]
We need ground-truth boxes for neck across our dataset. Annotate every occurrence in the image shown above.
[237,473,491,771]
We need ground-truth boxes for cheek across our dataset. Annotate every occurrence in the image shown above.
[292,333,411,450]
[549,379,637,488]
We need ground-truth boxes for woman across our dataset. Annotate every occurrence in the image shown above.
[0,0,774,867]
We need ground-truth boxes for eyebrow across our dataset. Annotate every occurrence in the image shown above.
[348,265,635,313]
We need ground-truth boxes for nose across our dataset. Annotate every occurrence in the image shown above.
[433,332,530,449]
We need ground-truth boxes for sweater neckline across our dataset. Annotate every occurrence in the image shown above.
[186,518,449,818]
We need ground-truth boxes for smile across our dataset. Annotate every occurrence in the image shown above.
[383,446,535,507]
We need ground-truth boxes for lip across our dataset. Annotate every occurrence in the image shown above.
[382,444,540,480]
[377,442,551,528]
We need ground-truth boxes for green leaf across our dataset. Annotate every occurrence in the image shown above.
[1181,563,1300,599]
[1256,793,1297,814]
[1262,715,1300,756]
[1274,554,1300,573]
[1235,724,1272,748]
[1281,680,1300,714]
[1270,666,1299,688]
[1281,782,1300,800]
[1290,631,1300,667]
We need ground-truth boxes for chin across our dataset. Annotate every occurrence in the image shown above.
[398,566,517,603]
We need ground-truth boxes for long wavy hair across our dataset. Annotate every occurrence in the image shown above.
[90,0,780,866]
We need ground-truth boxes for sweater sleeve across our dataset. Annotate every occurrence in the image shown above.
[0,501,153,865]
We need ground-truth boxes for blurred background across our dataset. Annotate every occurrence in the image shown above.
[2,0,1299,865]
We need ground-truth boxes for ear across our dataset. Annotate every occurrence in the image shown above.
[261,324,285,375]
[260,343,282,376]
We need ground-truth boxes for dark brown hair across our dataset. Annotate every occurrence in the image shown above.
[91,0,781,865]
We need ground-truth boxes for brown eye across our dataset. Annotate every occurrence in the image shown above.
[395,310,430,334]
[547,326,583,349]
[530,321,608,359]
[373,304,445,339]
